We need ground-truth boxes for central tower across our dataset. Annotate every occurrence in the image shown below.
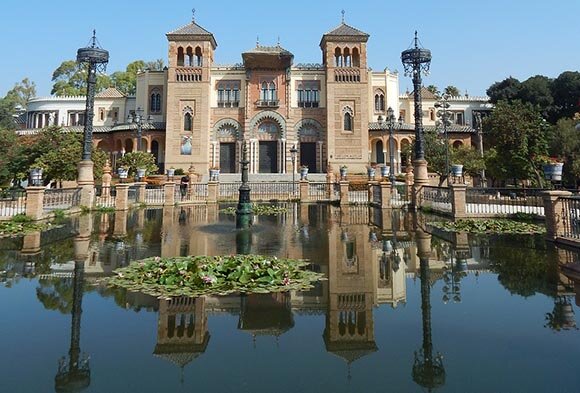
[321,16,370,172]
[165,15,217,171]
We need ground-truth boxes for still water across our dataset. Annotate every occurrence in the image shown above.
[1,204,579,393]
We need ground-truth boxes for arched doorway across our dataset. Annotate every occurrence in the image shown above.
[297,120,322,173]
[257,121,279,173]
[374,140,385,164]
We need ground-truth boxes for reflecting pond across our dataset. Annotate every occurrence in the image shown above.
[1,204,580,393]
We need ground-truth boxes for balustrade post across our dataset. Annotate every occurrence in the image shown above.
[339,181,349,206]
[299,180,309,203]
[542,190,572,241]
[136,182,147,204]
[451,183,467,219]
[115,184,129,211]
[207,181,218,203]
[25,186,45,220]
[380,181,392,209]
[368,181,378,205]
[164,182,176,206]
[405,165,414,206]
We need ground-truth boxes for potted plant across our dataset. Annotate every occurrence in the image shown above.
[209,166,220,181]
[136,167,147,180]
[451,164,464,177]
[117,166,129,183]
[166,167,176,178]
[380,164,390,178]
[542,157,564,182]
[367,165,376,180]
[339,165,348,180]
[300,164,309,180]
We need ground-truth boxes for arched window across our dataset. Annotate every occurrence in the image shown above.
[183,107,193,131]
[344,112,353,131]
[344,48,351,67]
[374,93,385,112]
[195,46,203,67]
[177,47,184,67]
[269,81,276,101]
[261,82,268,101]
[150,88,162,113]
[185,47,193,67]
[352,47,360,67]
[334,47,342,67]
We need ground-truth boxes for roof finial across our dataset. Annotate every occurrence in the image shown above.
[191,8,196,22]
[414,30,418,48]
[91,29,97,48]
[341,9,346,23]
[256,35,259,47]
[277,36,280,46]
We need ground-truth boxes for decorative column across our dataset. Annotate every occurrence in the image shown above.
[76,30,109,209]
[542,190,572,241]
[401,32,431,211]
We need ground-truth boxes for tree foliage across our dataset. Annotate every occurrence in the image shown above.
[444,85,460,97]
[110,59,165,96]
[549,117,580,187]
[483,100,549,186]
[51,60,111,96]
[0,78,36,130]
[117,151,158,176]
[426,85,440,97]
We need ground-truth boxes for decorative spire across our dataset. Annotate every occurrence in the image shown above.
[341,9,345,23]
[191,8,196,22]
[91,29,97,48]
[414,30,418,49]
[256,35,259,47]
[277,36,280,46]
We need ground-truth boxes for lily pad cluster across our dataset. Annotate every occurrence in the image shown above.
[104,254,324,298]
[220,204,288,216]
[431,219,545,234]
[0,215,53,237]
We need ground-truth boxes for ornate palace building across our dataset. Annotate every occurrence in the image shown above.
[19,15,492,175]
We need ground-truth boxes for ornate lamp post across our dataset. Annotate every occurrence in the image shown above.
[474,112,486,187]
[402,32,431,208]
[435,94,451,183]
[76,30,109,206]
[290,144,298,193]
[236,141,252,229]
[127,107,152,152]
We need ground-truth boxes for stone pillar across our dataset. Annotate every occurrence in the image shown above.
[542,190,572,241]
[450,183,467,219]
[411,159,428,211]
[368,181,377,204]
[299,180,309,203]
[101,160,112,200]
[77,160,95,208]
[339,181,349,206]
[25,186,45,220]
[164,182,176,206]
[115,184,129,211]
[326,167,336,200]
[405,165,414,202]
[207,181,218,203]
[136,182,147,204]
[380,181,392,209]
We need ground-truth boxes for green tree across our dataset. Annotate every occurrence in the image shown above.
[110,60,146,96]
[519,75,553,113]
[451,145,485,178]
[0,127,18,186]
[549,117,580,187]
[551,71,580,120]
[0,78,36,129]
[117,151,158,176]
[426,85,440,97]
[51,60,111,96]
[444,85,460,97]
[145,59,165,71]
[486,77,521,104]
[484,100,550,186]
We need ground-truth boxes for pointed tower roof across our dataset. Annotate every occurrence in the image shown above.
[95,87,125,98]
[320,22,370,48]
[166,18,217,49]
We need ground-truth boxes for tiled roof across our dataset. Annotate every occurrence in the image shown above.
[166,21,217,49]
[245,44,293,56]
[324,22,369,37]
[405,87,437,100]
[95,87,125,98]
[16,122,166,135]
[368,122,475,133]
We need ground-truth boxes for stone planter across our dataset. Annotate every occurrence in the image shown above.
[339,167,347,180]
[451,164,463,177]
[300,167,309,180]
[367,167,376,180]
[166,168,175,179]
[380,165,390,178]
[136,168,146,180]
[209,169,220,181]
[543,163,564,181]
[118,168,128,182]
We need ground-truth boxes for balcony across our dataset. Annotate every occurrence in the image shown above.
[217,101,240,108]
[255,100,279,108]
[298,101,319,108]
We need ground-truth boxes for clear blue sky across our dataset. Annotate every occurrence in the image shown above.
[1,0,579,97]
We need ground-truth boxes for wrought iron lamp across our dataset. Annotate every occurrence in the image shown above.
[127,107,152,152]
[435,94,451,181]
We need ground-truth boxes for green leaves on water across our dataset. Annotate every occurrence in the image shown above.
[102,254,324,298]
[220,204,289,216]
[431,218,546,234]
